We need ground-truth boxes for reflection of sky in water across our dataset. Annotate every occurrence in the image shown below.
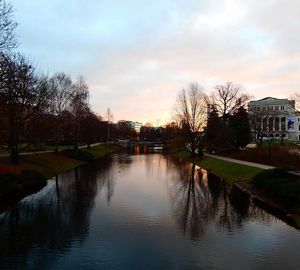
[0,153,300,269]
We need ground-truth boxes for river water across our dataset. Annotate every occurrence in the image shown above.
[0,151,300,269]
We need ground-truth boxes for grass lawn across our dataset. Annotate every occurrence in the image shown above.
[173,149,263,183]
[0,143,121,202]
[0,143,121,179]
[195,156,263,183]
[84,144,120,159]
[0,153,84,179]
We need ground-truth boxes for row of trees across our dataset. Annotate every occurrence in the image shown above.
[0,0,113,163]
[0,51,97,162]
[175,82,251,155]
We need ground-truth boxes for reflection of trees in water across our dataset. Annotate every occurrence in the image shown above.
[168,156,273,239]
[170,163,215,239]
[0,157,113,269]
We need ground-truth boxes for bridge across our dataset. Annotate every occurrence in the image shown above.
[118,140,166,150]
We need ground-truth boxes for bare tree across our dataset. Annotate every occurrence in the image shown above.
[80,109,103,148]
[206,82,250,126]
[175,82,206,156]
[69,76,89,151]
[48,72,72,153]
[0,0,17,50]
[290,92,300,111]
[0,52,52,162]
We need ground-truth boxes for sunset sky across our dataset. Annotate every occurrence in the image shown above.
[11,0,300,124]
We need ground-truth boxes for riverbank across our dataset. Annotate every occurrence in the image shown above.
[0,144,121,208]
[174,149,263,183]
[172,148,300,228]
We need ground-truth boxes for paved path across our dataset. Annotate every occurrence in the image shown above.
[0,142,104,158]
[204,153,275,170]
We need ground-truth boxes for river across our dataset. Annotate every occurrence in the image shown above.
[0,151,300,269]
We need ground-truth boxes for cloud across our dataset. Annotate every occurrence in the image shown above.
[11,0,300,124]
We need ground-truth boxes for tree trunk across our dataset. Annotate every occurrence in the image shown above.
[10,147,20,164]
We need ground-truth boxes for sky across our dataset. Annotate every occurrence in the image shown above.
[11,0,300,124]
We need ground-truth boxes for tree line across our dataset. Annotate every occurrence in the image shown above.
[0,1,116,163]
[175,82,251,156]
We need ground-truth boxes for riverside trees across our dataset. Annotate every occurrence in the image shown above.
[205,82,251,152]
[0,1,111,163]
[175,83,206,156]
[48,73,73,153]
[0,51,106,163]
[0,52,52,162]
[174,81,251,154]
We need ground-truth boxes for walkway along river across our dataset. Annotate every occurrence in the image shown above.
[0,149,300,269]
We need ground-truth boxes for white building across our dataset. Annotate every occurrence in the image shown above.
[132,122,142,133]
[248,97,300,141]
[117,120,142,134]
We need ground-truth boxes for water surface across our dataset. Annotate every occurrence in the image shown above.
[0,152,299,269]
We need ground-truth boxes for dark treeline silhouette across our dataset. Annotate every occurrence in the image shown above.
[140,122,181,142]
[0,1,124,163]
[205,82,251,152]
[0,53,105,163]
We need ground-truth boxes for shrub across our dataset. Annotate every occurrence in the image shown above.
[62,149,94,161]
[21,170,47,186]
[252,168,300,209]
[0,170,46,198]
[232,147,300,170]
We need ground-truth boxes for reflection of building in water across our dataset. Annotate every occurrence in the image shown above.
[248,97,300,141]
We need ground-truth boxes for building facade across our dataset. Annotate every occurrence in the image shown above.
[248,97,300,141]
[117,120,143,134]
[132,122,142,133]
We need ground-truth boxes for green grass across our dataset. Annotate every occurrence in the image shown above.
[0,143,86,155]
[173,148,192,159]
[19,153,84,178]
[195,156,263,183]
[0,143,122,201]
[173,149,262,183]
[84,144,121,159]
[0,143,121,179]
[259,140,300,149]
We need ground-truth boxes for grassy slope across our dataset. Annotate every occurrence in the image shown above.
[0,144,120,179]
[0,143,120,201]
[174,149,262,183]
[85,144,120,159]
[197,156,263,183]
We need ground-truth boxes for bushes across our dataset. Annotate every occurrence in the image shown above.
[232,147,300,170]
[62,149,94,161]
[0,170,46,199]
[252,168,300,210]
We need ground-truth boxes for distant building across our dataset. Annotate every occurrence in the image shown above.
[248,97,300,141]
[132,122,142,133]
[117,120,142,133]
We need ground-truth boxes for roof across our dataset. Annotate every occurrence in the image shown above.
[256,97,287,102]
